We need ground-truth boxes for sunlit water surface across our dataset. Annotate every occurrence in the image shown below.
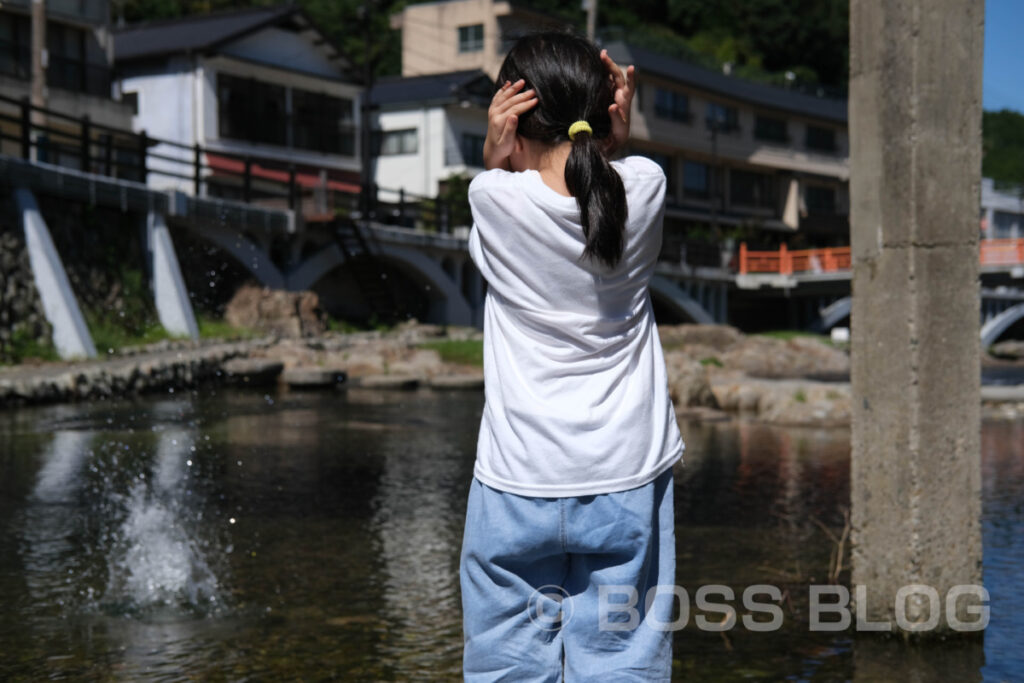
[0,388,1020,681]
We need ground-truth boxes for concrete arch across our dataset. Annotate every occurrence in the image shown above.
[811,296,851,333]
[981,302,1024,348]
[649,275,714,324]
[375,244,473,325]
[288,241,473,326]
[181,222,286,289]
[287,243,344,291]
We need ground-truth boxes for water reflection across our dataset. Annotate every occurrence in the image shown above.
[0,390,1020,680]
[21,428,95,613]
[370,394,468,677]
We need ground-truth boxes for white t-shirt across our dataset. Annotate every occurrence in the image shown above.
[467,155,685,497]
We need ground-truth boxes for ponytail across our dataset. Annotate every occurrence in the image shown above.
[564,131,627,268]
[496,32,627,267]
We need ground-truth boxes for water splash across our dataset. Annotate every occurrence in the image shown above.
[102,428,223,613]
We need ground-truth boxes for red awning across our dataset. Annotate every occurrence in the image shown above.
[205,153,361,194]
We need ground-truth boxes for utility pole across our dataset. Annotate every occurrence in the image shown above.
[30,0,46,129]
[709,111,720,240]
[360,0,378,221]
[849,0,983,640]
[585,0,597,42]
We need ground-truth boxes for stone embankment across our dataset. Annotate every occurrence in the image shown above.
[2,321,1022,426]
[0,321,484,407]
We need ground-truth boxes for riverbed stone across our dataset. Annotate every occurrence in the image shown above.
[663,354,718,408]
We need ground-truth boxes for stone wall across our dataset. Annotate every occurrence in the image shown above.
[0,228,52,363]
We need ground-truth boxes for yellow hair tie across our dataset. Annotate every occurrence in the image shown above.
[568,120,592,141]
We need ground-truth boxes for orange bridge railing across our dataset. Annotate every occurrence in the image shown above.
[738,243,852,275]
[739,239,1024,275]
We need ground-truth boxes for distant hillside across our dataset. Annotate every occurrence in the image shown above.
[112,0,848,90]
[984,110,1024,188]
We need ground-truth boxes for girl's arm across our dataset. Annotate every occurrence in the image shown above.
[600,50,636,157]
[483,79,538,170]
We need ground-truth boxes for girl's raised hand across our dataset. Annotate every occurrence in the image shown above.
[483,79,537,170]
[601,50,635,155]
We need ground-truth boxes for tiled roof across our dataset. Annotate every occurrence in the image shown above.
[605,42,848,124]
[114,5,298,62]
[369,70,494,108]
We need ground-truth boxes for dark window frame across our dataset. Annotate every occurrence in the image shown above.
[653,87,691,123]
[683,161,710,200]
[292,88,355,156]
[754,115,789,143]
[374,128,418,156]
[461,132,486,167]
[705,102,740,133]
[217,73,355,157]
[729,169,777,209]
[458,24,484,53]
[805,125,838,153]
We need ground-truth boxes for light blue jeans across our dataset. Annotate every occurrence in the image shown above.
[460,467,675,682]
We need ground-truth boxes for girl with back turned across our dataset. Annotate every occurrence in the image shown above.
[460,32,684,681]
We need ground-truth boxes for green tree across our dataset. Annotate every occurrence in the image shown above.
[983,109,1024,188]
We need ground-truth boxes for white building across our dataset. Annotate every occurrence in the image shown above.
[982,177,1024,239]
[369,69,492,200]
[113,5,362,205]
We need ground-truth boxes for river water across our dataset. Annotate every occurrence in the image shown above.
[0,387,1020,681]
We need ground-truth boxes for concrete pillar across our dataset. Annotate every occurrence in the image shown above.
[15,188,97,359]
[849,0,984,634]
[147,212,199,340]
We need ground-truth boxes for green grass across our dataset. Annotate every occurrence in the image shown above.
[326,316,363,334]
[699,356,724,368]
[793,389,808,403]
[756,330,833,344]
[197,316,260,341]
[418,339,483,367]
[2,328,60,365]
[88,316,178,353]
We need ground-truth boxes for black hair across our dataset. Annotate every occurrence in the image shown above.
[497,32,627,269]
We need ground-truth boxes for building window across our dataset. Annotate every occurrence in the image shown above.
[754,115,788,143]
[806,125,837,153]
[706,103,739,132]
[461,133,486,167]
[683,161,710,200]
[123,91,139,116]
[458,24,484,53]
[376,128,418,155]
[0,14,31,81]
[654,88,690,123]
[217,73,287,146]
[292,88,355,156]
[805,184,837,213]
[993,210,1022,238]
[730,169,776,208]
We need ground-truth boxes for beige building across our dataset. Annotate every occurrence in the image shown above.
[0,0,134,161]
[389,0,852,264]
[390,0,562,79]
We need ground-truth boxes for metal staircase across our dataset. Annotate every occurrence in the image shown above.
[332,218,400,323]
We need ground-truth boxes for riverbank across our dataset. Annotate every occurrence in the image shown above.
[2,322,1023,424]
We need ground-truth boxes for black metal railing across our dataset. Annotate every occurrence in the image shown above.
[0,92,474,233]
